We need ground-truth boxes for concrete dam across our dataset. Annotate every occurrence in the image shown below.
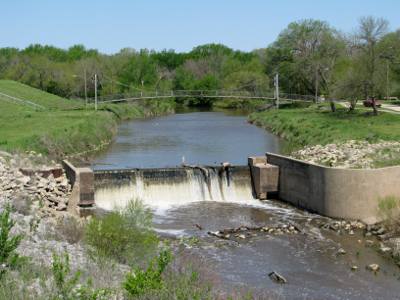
[94,165,256,212]
[64,152,400,224]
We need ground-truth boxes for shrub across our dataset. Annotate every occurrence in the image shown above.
[84,199,158,264]
[378,196,400,232]
[123,249,172,297]
[0,205,23,280]
[51,252,111,300]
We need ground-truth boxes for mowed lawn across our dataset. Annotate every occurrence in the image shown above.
[249,104,400,148]
[0,99,115,154]
[0,80,82,110]
[0,81,115,155]
[0,80,175,156]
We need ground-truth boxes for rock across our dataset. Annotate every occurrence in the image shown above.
[379,243,392,254]
[365,240,374,247]
[349,230,354,235]
[375,227,386,235]
[387,238,400,258]
[351,265,358,271]
[366,264,380,272]
[337,248,347,255]
[56,203,67,211]
[238,234,246,239]
[268,271,287,284]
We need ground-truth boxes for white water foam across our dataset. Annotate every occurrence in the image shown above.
[95,167,295,215]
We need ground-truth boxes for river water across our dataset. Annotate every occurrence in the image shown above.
[92,109,400,299]
[92,109,281,169]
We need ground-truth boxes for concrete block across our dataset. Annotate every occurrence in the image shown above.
[249,156,279,199]
[62,160,95,209]
[248,156,267,166]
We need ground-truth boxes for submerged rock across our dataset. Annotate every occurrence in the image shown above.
[268,271,287,284]
[366,264,380,272]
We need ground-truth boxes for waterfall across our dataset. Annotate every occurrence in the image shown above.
[94,166,256,212]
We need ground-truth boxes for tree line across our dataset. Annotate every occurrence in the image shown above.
[0,16,399,106]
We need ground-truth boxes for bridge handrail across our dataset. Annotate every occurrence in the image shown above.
[0,91,45,109]
[92,90,354,105]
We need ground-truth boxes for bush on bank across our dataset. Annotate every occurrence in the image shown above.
[85,199,159,265]
[0,198,217,299]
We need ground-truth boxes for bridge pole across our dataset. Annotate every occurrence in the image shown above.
[274,73,279,109]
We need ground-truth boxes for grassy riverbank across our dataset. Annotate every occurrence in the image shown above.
[249,103,400,150]
[0,80,175,157]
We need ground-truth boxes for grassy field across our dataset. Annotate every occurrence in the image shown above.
[249,103,400,151]
[0,80,83,110]
[0,80,175,157]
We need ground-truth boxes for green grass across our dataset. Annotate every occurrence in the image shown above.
[249,103,400,151]
[0,80,175,157]
[0,80,82,110]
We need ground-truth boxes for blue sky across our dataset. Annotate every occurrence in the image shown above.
[1,0,399,53]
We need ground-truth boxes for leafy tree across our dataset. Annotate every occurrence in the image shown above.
[265,19,345,100]
[356,16,389,97]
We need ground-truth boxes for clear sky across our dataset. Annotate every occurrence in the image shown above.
[1,0,399,54]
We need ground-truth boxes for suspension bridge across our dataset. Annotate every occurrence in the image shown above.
[93,90,316,105]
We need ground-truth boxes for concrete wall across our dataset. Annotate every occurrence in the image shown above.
[62,160,95,210]
[248,156,279,199]
[266,153,400,224]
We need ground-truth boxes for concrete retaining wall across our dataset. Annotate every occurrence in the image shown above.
[62,160,95,210]
[266,153,400,224]
[248,156,279,199]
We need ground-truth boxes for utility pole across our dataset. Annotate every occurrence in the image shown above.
[315,67,319,103]
[274,73,279,109]
[94,73,98,111]
[84,69,88,107]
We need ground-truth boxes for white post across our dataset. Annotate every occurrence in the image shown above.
[94,73,98,111]
[275,73,279,109]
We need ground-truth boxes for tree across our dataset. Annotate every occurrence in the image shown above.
[265,19,345,103]
[356,16,389,97]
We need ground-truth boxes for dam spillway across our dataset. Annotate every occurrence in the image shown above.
[94,165,256,212]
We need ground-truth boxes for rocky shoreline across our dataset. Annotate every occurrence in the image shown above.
[292,140,400,168]
[0,151,127,296]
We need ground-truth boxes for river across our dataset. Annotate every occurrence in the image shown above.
[92,109,400,299]
[92,109,281,169]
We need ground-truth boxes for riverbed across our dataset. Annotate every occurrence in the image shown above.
[92,109,400,299]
